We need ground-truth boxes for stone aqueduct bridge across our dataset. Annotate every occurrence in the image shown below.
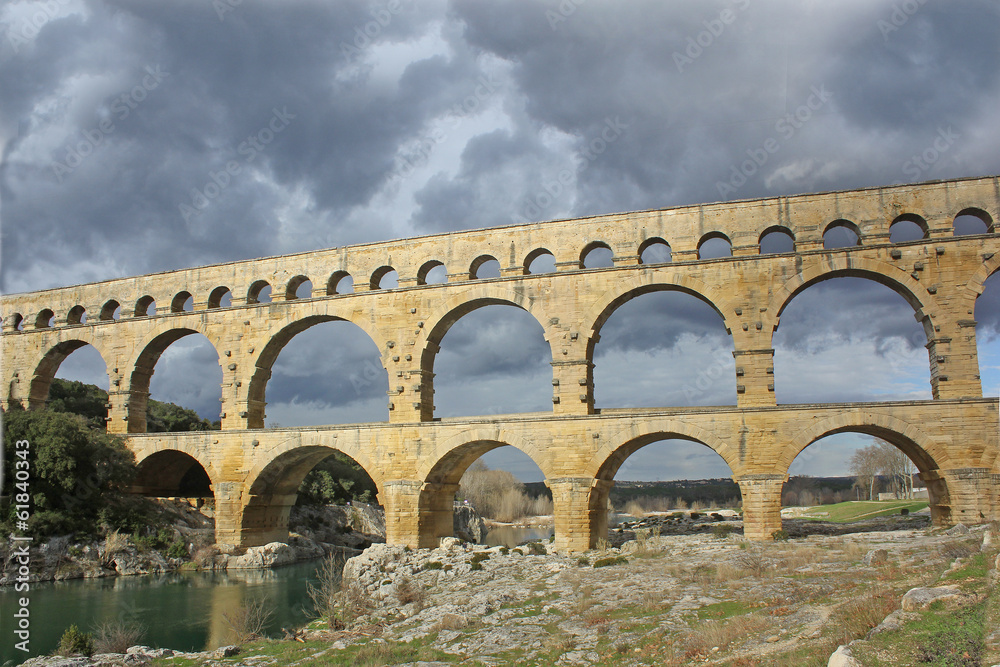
[3,176,1000,551]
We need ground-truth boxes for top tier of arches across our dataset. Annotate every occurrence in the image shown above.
[2,178,998,333]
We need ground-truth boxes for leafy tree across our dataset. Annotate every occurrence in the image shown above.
[296,452,376,505]
[1,407,158,537]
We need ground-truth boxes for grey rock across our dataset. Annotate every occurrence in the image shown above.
[862,548,888,566]
[226,542,297,569]
[453,505,487,543]
[213,645,240,658]
[900,585,972,611]
[945,523,970,536]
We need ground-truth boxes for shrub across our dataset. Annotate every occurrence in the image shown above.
[307,556,343,628]
[577,556,590,567]
[499,546,509,555]
[101,529,129,566]
[712,524,735,539]
[470,561,483,571]
[470,552,490,564]
[689,512,701,519]
[593,556,628,568]
[771,529,789,541]
[395,575,426,607]
[93,619,145,654]
[223,597,274,644]
[423,561,444,571]
[900,507,909,516]
[167,540,188,559]
[526,542,546,555]
[57,625,94,657]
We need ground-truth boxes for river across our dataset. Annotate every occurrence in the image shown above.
[0,525,556,664]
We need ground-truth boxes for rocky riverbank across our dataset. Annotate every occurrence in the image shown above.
[0,500,486,586]
[17,521,999,666]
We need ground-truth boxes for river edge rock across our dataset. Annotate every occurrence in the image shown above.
[0,501,485,586]
[16,523,997,666]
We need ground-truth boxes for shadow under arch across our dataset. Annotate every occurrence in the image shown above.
[28,339,110,417]
[415,430,547,548]
[246,313,388,429]
[128,326,222,433]
[782,414,954,525]
[240,443,383,547]
[131,449,216,497]
[419,289,555,420]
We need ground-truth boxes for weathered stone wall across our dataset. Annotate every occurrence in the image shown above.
[2,176,999,550]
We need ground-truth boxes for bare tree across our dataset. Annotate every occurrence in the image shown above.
[874,439,915,499]
[849,445,881,500]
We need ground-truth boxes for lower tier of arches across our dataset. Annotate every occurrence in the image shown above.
[125,398,1000,552]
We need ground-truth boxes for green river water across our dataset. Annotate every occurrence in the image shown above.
[0,525,555,665]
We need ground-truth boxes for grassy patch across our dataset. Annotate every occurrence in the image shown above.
[798,500,928,523]
[940,552,990,584]
[695,599,757,620]
[856,599,986,666]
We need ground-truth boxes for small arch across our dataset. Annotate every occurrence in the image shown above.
[135,296,156,317]
[524,248,556,275]
[417,260,448,285]
[207,286,232,309]
[580,241,614,269]
[889,214,928,243]
[132,450,214,497]
[469,255,501,279]
[954,207,994,236]
[11,313,24,331]
[285,275,312,300]
[248,280,272,304]
[638,238,672,264]
[171,291,194,313]
[823,219,861,249]
[759,226,795,254]
[100,300,121,321]
[697,232,732,259]
[35,309,55,329]
[66,305,87,325]
[370,266,398,290]
[327,271,354,295]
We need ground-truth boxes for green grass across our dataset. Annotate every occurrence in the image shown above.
[940,552,991,584]
[694,599,757,620]
[793,500,928,523]
[855,599,986,666]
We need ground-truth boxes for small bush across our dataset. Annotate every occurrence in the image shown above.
[577,556,590,567]
[526,542,546,555]
[771,529,789,541]
[423,561,444,571]
[93,619,145,654]
[307,556,343,629]
[511,548,523,556]
[470,561,483,571]
[167,540,188,559]
[57,625,94,657]
[470,552,490,564]
[593,556,628,568]
[101,529,129,566]
[712,524,735,539]
[395,575,426,607]
[68,545,84,558]
[223,597,274,644]
[900,507,909,516]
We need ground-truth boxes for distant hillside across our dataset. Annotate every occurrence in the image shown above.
[47,378,219,431]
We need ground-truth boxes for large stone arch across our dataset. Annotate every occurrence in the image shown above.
[131,447,218,498]
[414,428,547,548]
[767,259,937,331]
[126,323,224,433]
[27,336,112,414]
[239,434,383,547]
[245,311,389,429]
[965,254,1000,302]
[419,285,556,420]
[781,412,957,526]
[586,420,742,481]
[582,274,736,343]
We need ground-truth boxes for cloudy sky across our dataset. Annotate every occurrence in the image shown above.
[4,0,1000,483]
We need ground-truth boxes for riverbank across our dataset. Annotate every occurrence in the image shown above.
[22,520,997,666]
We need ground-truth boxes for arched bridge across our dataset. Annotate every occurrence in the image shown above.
[3,175,1000,551]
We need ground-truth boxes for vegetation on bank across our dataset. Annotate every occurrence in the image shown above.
[459,462,553,522]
